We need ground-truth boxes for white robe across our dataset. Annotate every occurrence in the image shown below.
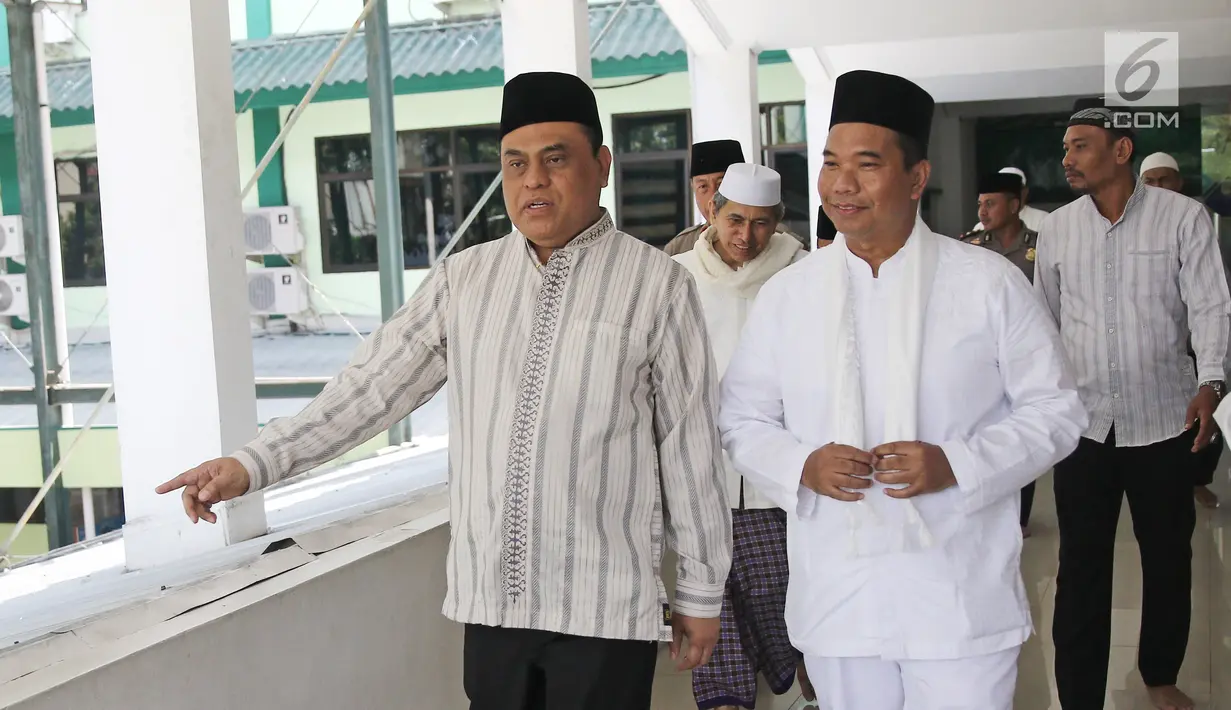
[718,223,1087,660]
[675,228,805,509]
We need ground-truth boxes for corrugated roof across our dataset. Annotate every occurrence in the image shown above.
[0,0,685,122]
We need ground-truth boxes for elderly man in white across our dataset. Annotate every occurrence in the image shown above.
[674,162,809,710]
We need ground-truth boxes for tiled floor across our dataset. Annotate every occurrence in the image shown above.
[651,472,1231,710]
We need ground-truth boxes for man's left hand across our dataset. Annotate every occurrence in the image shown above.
[1185,387,1220,453]
[670,613,719,671]
[871,441,957,499]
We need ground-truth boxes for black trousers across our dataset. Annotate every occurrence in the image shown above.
[1052,427,1197,707]
[463,624,658,710]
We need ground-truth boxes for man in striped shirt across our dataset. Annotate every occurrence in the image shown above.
[1036,102,1231,710]
[157,71,732,710]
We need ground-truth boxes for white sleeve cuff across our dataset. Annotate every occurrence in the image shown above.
[939,438,983,514]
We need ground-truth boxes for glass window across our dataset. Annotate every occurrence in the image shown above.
[0,488,46,525]
[617,158,689,247]
[612,111,692,247]
[400,172,455,268]
[615,113,688,155]
[68,487,125,541]
[766,149,810,240]
[762,103,806,147]
[398,130,452,171]
[54,157,106,287]
[316,136,373,175]
[1200,106,1231,275]
[458,171,512,253]
[317,126,506,273]
[456,128,502,165]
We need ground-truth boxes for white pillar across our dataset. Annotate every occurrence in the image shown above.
[688,47,760,223]
[788,48,835,246]
[500,0,592,83]
[91,0,266,569]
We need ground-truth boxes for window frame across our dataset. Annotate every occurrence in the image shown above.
[316,123,505,274]
[54,156,107,288]
[611,109,694,242]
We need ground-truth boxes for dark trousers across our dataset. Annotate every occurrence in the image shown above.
[1020,480,1036,527]
[1052,427,1197,707]
[463,624,658,710]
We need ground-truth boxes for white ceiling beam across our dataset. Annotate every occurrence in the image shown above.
[655,0,731,55]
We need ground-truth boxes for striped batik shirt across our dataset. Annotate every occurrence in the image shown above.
[233,211,732,642]
[1034,182,1231,447]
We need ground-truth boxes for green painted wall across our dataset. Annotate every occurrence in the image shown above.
[0,523,48,556]
[246,0,273,41]
[0,4,9,70]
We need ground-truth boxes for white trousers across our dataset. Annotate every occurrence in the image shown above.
[805,646,1020,710]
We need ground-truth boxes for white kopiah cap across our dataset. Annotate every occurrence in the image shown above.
[999,167,1027,185]
[717,163,782,207]
[1140,152,1180,174]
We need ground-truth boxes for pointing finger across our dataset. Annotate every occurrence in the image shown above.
[157,470,196,495]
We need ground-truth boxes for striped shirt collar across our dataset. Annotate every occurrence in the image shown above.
[521,209,615,268]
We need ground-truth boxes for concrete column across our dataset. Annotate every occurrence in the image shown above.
[91,0,267,569]
[687,47,760,223]
[789,48,835,245]
[500,0,592,83]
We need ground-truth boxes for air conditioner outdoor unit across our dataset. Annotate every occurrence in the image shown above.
[248,267,309,316]
[0,215,24,258]
[243,206,303,256]
[0,274,30,318]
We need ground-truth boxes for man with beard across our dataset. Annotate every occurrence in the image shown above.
[719,69,1085,709]
[1036,102,1231,710]
[156,71,732,710]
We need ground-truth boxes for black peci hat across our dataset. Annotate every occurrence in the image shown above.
[830,70,935,156]
[499,72,603,145]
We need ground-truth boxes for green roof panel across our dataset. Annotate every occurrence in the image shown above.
[0,1,782,127]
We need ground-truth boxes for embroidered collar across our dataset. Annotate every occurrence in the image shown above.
[520,210,615,268]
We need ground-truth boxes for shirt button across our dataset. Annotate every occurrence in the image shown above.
[1113,393,1121,399]
[1107,296,1114,302]
[1111,362,1117,369]
[1106,263,1112,269]
[1108,328,1115,334]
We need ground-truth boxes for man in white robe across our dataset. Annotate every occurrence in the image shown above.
[718,69,1088,710]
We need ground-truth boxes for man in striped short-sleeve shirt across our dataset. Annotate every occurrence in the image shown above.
[1037,102,1231,710]
[158,71,732,710]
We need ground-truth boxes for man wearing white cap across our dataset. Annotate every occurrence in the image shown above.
[971,167,1050,232]
[674,163,810,710]
[1140,151,1185,193]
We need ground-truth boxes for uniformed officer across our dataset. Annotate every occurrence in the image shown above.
[962,170,1040,537]
[664,139,745,256]
[961,171,1038,283]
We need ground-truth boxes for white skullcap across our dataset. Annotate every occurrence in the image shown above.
[1140,152,1180,174]
[717,163,781,207]
[999,167,1027,185]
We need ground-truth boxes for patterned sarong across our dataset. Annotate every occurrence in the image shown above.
[692,508,799,709]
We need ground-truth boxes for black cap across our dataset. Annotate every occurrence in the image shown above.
[500,72,602,144]
[690,140,745,177]
[978,172,1024,197]
[816,206,837,241]
[1069,97,1135,142]
[830,70,935,156]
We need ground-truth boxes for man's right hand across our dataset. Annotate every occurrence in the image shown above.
[155,457,251,524]
[801,444,875,502]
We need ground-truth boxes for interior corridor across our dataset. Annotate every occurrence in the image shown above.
[650,471,1231,710]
